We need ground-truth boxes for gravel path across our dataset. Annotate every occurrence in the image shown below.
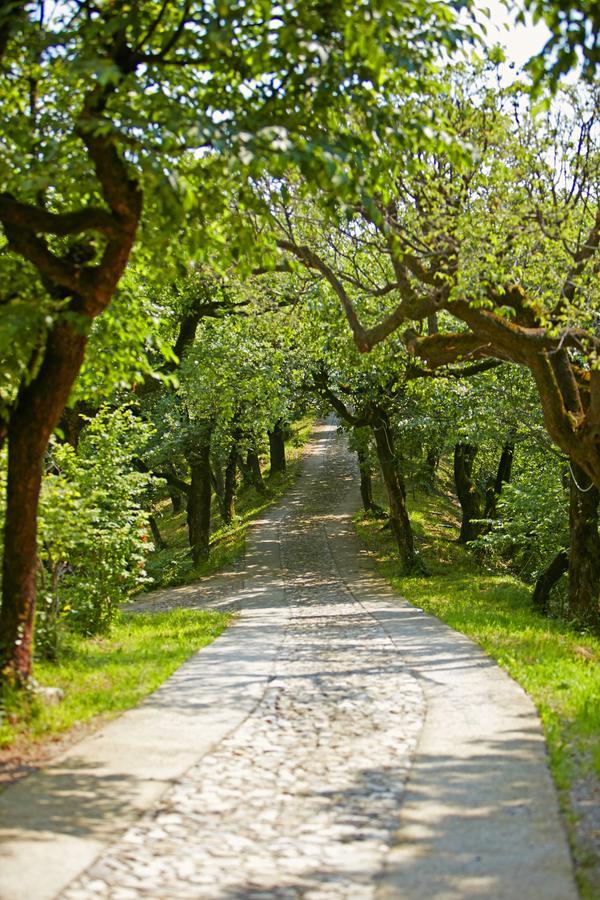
[62,424,425,899]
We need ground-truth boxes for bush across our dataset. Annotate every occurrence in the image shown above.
[473,463,569,588]
[35,407,153,658]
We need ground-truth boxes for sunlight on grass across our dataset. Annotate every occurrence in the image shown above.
[0,608,231,749]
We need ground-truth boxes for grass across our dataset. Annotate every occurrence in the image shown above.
[354,473,600,897]
[0,608,231,754]
[146,416,314,589]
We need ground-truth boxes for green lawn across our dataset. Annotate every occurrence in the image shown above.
[355,477,600,898]
[0,608,231,751]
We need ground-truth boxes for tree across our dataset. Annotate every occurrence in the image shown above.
[0,0,476,682]
[261,70,600,547]
[523,1,600,84]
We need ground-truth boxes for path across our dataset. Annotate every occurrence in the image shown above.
[0,423,577,899]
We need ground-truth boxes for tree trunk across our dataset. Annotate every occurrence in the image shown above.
[165,464,185,513]
[246,448,266,494]
[532,550,568,615]
[568,460,600,626]
[186,434,212,564]
[210,460,225,508]
[148,514,166,550]
[454,443,483,544]
[372,411,415,570]
[268,421,286,476]
[427,313,439,335]
[357,446,375,512]
[238,452,250,488]
[169,488,184,515]
[221,442,238,524]
[0,121,141,685]
[0,321,88,682]
[423,445,440,488]
[59,401,96,449]
[484,442,515,519]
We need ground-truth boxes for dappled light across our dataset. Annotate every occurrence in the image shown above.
[1,2,599,896]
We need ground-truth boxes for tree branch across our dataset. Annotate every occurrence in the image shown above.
[0,221,85,294]
[403,329,502,368]
[276,239,370,349]
[311,371,369,427]
[0,193,118,237]
[557,204,600,313]
[133,457,190,494]
[406,359,505,380]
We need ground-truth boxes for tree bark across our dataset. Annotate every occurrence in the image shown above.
[532,550,569,615]
[372,411,415,570]
[357,446,375,512]
[186,433,212,564]
[221,442,238,524]
[168,487,184,514]
[148,514,166,550]
[268,421,286,476]
[484,442,515,519]
[59,400,96,449]
[453,443,484,544]
[165,464,185,513]
[423,445,440,488]
[0,320,88,681]
[210,460,225,508]
[568,460,600,625]
[246,448,266,494]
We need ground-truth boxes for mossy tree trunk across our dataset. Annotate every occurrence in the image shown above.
[568,460,600,626]
[268,421,286,476]
[454,443,484,544]
[372,410,415,571]
[186,429,213,563]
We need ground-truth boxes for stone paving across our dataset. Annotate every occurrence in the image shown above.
[61,428,425,899]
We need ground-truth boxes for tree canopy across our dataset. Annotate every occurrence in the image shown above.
[1,0,599,684]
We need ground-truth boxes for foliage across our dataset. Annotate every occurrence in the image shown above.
[523,0,600,84]
[35,407,153,656]
[473,458,569,584]
[256,61,600,489]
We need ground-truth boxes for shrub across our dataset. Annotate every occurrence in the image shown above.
[35,407,152,657]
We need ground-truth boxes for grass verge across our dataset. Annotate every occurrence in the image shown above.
[0,608,231,760]
[146,417,314,588]
[355,480,600,898]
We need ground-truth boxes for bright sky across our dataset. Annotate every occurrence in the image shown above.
[475,0,552,69]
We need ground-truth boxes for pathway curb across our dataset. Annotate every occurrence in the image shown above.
[0,511,289,900]
[323,429,578,899]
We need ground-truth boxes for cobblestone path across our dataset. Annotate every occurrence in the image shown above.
[62,425,425,899]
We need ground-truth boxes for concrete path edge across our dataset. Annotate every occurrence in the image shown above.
[0,508,290,900]
[321,436,578,900]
